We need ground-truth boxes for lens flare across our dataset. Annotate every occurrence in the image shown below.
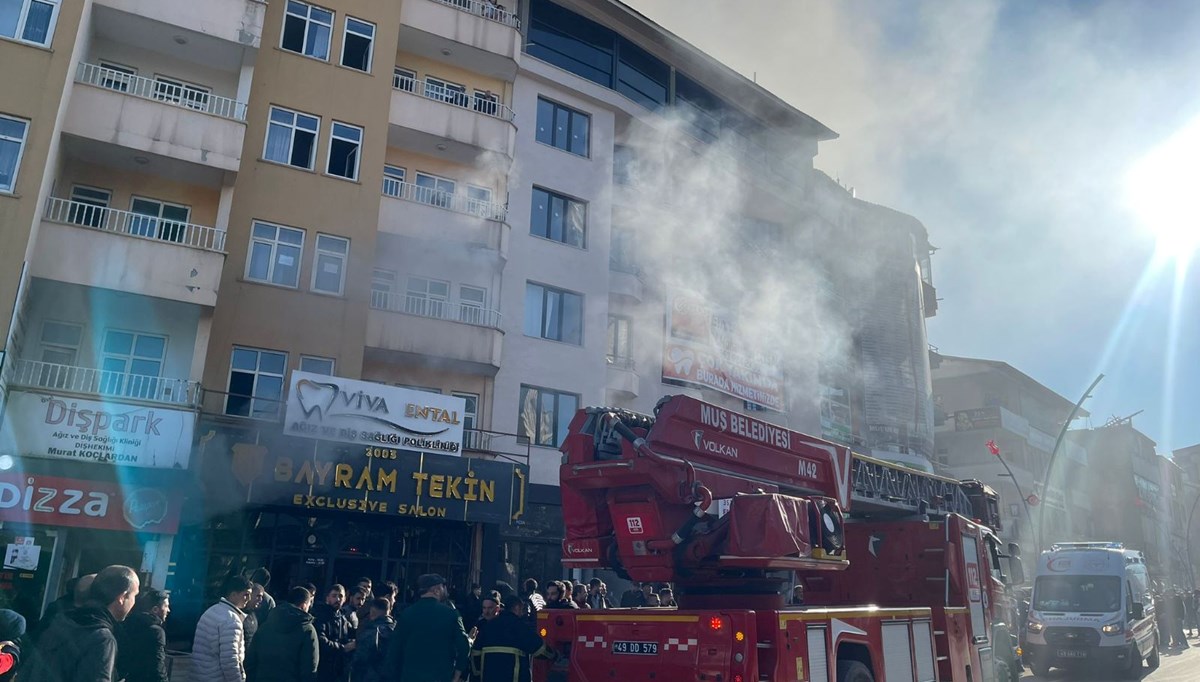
[1125,114,1200,258]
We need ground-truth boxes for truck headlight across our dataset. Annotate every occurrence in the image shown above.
[1027,619,1045,634]
[1101,620,1124,635]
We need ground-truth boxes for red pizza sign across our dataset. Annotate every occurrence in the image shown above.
[0,473,179,533]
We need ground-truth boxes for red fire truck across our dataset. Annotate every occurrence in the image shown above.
[535,395,1025,682]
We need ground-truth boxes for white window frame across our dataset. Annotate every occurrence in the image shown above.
[459,284,487,324]
[128,195,191,242]
[310,233,349,296]
[425,75,467,107]
[340,16,375,72]
[382,164,406,196]
[325,121,363,181]
[264,105,320,170]
[392,67,416,92]
[1,0,60,47]
[0,114,29,194]
[99,329,167,399]
[281,0,334,61]
[371,268,396,308]
[414,171,456,208]
[97,61,136,92]
[300,355,335,375]
[38,319,82,366]
[152,74,211,112]
[246,220,306,288]
[473,89,499,116]
[68,184,111,227]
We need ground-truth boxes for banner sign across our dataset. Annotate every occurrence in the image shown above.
[244,442,526,525]
[0,472,180,533]
[284,372,466,456]
[662,296,784,410]
[953,407,1002,432]
[0,391,194,469]
[819,384,853,445]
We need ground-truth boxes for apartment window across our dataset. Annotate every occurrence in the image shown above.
[38,320,81,366]
[425,76,468,107]
[371,268,396,308]
[392,67,416,92]
[524,283,582,345]
[0,0,59,46]
[154,75,210,112]
[415,172,454,208]
[311,233,349,295]
[281,0,333,60]
[459,285,487,324]
[530,187,586,247]
[406,276,449,318]
[466,185,493,217]
[100,330,166,400]
[68,185,111,227]
[0,115,28,193]
[128,197,190,242]
[264,106,319,169]
[613,144,633,185]
[247,221,305,287]
[324,121,362,180]
[454,391,480,447]
[97,61,135,93]
[300,355,335,375]
[610,226,637,273]
[606,315,631,365]
[518,385,579,447]
[226,347,287,418]
[535,97,589,156]
[341,17,374,72]
[473,90,499,117]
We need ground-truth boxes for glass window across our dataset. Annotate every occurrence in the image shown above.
[382,164,406,196]
[466,185,494,218]
[311,233,349,295]
[518,385,579,447]
[264,106,320,169]
[226,347,288,418]
[0,0,59,47]
[530,187,586,247]
[100,330,166,400]
[97,61,135,93]
[392,67,416,92]
[68,185,111,228]
[282,0,333,60]
[340,17,374,72]
[527,0,616,88]
[326,121,362,180]
[128,197,191,243]
[414,172,455,208]
[616,38,669,110]
[39,320,81,366]
[247,221,305,287]
[153,75,211,112]
[425,76,468,108]
[535,97,590,157]
[371,268,396,309]
[406,276,450,318]
[473,90,499,117]
[300,355,335,375]
[524,282,583,345]
[0,115,29,194]
[606,315,631,364]
[459,285,487,325]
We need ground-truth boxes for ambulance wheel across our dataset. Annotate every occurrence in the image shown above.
[1120,645,1142,679]
[836,660,874,682]
[1147,636,1160,669]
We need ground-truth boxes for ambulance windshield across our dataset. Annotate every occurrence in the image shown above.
[1033,575,1122,612]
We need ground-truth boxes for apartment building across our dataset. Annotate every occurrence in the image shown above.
[0,0,941,624]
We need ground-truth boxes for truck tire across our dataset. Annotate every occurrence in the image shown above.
[836,660,874,682]
[1147,636,1160,669]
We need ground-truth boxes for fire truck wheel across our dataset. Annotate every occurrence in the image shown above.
[836,660,874,682]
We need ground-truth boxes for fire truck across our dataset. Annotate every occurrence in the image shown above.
[535,395,1025,682]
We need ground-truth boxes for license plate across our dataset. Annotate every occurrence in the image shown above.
[612,641,658,655]
[1056,649,1087,659]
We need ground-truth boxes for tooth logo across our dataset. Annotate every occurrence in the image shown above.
[669,347,695,375]
[296,379,339,419]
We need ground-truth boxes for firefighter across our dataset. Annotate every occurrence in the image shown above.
[470,598,555,682]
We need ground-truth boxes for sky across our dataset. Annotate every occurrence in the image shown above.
[624,0,1200,452]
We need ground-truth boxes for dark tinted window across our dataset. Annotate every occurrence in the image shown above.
[616,39,669,110]
[528,0,615,87]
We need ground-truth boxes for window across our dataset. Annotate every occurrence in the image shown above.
[0,115,28,194]
[383,165,406,194]
[326,121,362,180]
[406,276,449,318]
[311,233,349,295]
[97,61,135,93]
[530,187,586,247]
[606,315,631,366]
[425,76,468,108]
[466,185,493,217]
[610,226,637,273]
[392,67,416,92]
[226,347,288,418]
[100,330,166,400]
[518,385,578,447]
[153,75,210,112]
[38,320,81,366]
[300,355,335,375]
[371,268,396,308]
[524,282,583,344]
[454,391,481,448]
[340,17,374,71]
[473,90,499,117]
[247,221,305,287]
[0,0,59,47]
[459,285,487,324]
[281,0,333,60]
[415,172,455,208]
[264,106,319,169]
[535,98,589,156]
[128,197,190,242]
[68,185,111,228]
[613,144,633,185]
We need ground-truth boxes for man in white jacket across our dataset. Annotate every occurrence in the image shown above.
[190,574,254,682]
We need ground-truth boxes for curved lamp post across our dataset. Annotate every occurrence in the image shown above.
[1036,373,1104,555]
[989,439,1038,551]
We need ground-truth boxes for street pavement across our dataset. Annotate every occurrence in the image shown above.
[1021,642,1200,681]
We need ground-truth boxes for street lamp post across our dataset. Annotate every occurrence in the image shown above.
[1036,373,1104,555]
[989,440,1038,551]
[1185,491,1200,589]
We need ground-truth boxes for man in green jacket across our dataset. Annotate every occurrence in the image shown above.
[386,574,470,682]
[245,586,319,682]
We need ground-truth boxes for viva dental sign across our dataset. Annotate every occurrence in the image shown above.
[0,391,195,469]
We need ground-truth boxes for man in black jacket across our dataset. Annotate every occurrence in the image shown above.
[246,586,319,682]
[471,599,554,682]
[117,588,170,682]
[351,598,396,682]
[24,565,139,682]
[312,584,355,681]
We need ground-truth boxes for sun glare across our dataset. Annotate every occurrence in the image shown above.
[1124,115,1200,257]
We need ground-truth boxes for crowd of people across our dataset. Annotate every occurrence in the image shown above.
[1153,585,1200,651]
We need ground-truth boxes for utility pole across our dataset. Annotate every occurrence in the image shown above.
[989,440,1038,551]
[1037,373,1103,555]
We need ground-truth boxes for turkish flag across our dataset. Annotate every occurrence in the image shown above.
[986,439,1001,456]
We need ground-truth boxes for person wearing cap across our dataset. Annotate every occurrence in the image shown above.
[385,574,469,682]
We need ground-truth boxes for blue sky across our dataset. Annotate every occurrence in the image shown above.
[627,0,1200,451]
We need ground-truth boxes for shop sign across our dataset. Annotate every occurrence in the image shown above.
[246,443,526,525]
[0,472,180,534]
[953,407,1002,432]
[0,391,194,469]
[819,384,853,445]
[284,372,465,456]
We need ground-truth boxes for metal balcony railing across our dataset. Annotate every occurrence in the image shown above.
[370,291,502,329]
[44,197,228,253]
[606,355,636,371]
[381,177,508,222]
[430,0,520,29]
[76,62,248,121]
[392,70,516,122]
[8,359,200,407]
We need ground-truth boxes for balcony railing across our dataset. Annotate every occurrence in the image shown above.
[44,197,228,253]
[606,355,636,370]
[76,62,248,122]
[430,0,520,28]
[381,177,508,222]
[392,70,515,122]
[371,291,502,329]
[8,359,200,407]
[610,257,642,276]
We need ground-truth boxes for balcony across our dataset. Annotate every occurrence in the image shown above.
[390,75,517,162]
[398,0,522,79]
[94,0,266,49]
[7,359,200,408]
[366,292,503,372]
[606,356,640,398]
[380,178,510,255]
[609,259,645,302]
[64,63,247,173]
[34,197,226,306]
